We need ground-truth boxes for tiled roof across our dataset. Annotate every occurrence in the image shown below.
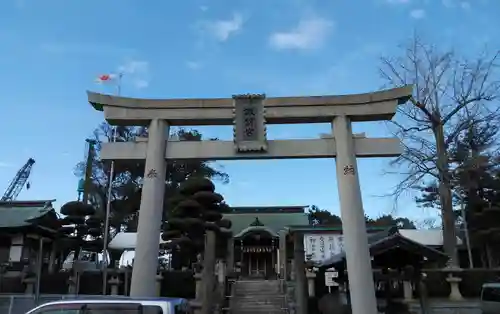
[0,200,57,228]
[223,211,310,237]
[319,228,449,268]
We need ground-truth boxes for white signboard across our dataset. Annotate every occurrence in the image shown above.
[325,270,339,287]
[304,234,344,262]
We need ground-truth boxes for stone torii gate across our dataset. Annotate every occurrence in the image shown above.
[87,85,412,314]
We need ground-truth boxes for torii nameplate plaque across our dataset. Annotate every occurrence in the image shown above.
[232,94,268,152]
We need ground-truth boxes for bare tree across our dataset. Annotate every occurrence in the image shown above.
[380,36,500,265]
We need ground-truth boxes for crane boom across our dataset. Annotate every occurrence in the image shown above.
[1,158,35,201]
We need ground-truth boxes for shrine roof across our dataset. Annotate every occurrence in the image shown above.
[318,228,450,269]
[230,206,307,214]
[287,225,388,233]
[0,200,58,229]
[224,210,309,237]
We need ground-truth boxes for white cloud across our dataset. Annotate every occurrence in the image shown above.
[40,42,134,56]
[385,0,411,3]
[442,0,471,9]
[460,1,471,9]
[410,9,426,19]
[0,162,13,168]
[118,60,149,75]
[15,0,26,8]
[133,79,149,89]
[202,13,244,42]
[186,61,202,70]
[117,60,150,89]
[269,17,333,50]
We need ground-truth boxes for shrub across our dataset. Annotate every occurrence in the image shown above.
[79,272,105,295]
[40,273,71,294]
[0,276,24,293]
[160,270,195,299]
[418,270,450,298]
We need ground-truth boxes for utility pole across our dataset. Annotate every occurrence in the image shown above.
[83,139,96,204]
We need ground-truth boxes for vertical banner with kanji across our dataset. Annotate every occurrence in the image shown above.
[233,93,268,152]
[304,234,345,262]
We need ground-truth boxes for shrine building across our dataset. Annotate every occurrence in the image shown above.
[109,205,459,278]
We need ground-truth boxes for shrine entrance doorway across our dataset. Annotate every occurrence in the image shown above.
[237,225,278,279]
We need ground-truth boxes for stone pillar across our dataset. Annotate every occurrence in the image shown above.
[130,119,169,297]
[332,116,377,314]
[306,270,316,297]
[279,230,287,279]
[446,276,463,301]
[402,281,413,301]
[156,273,163,296]
[67,275,77,294]
[217,260,225,283]
[239,240,244,269]
[108,276,121,295]
[48,245,57,274]
[271,239,276,276]
[192,272,203,314]
[201,231,217,314]
[195,272,203,299]
[226,237,234,274]
[24,278,36,294]
[293,232,307,314]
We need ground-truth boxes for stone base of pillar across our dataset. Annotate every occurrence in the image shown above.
[403,280,413,301]
[306,270,316,297]
[446,277,463,301]
[23,278,36,294]
[67,276,77,294]
[156,273,164,297]
[194,272,203,302]
[189,301,202,314]
[108,276,121,295]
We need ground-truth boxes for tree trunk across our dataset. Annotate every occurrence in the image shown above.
[434,123,459,266]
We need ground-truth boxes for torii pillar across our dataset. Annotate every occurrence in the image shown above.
[129,119,169,297]
[333,115,377,314]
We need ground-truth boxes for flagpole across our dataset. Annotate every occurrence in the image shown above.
[102,72,122,295]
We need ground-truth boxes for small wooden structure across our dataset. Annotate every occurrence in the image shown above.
[0,200,60,274]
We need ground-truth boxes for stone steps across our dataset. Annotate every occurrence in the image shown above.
[231,295,285,303]
[229,280,287,314]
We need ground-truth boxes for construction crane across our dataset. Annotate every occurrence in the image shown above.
[1,158,35,201]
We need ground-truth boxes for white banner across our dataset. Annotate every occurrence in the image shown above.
[304,234,344,262]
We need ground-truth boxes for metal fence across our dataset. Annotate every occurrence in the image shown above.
[0,294,117,314]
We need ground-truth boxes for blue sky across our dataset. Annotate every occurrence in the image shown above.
[0,0,498,225]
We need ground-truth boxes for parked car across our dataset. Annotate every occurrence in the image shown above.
[481,283,500,314]
[25,297,191,314]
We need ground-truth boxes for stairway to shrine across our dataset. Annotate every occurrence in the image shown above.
[229,280,288,314]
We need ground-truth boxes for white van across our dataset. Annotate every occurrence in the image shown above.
[25,298,191,314]
[481,283,500,314]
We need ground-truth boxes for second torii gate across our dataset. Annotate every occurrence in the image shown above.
[87,85,412,314]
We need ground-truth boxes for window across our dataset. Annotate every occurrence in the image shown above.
[0,246,10,263]
[31,303,144,314]
[33,310,79,314]
[482,287,500,302]
[30,303,82,314]
[142,306,163,314]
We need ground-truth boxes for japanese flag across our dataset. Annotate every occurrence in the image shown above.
[95,73,117,84]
